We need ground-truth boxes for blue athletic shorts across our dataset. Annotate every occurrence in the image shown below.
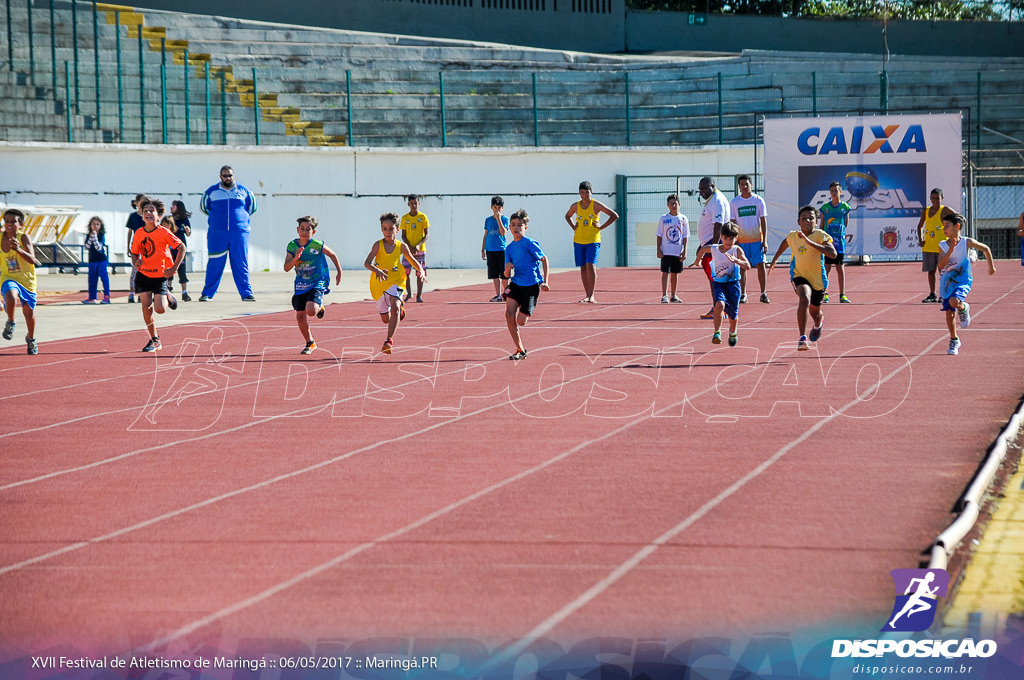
[738,242,765,267]
[574,242,600,266]
[712,279,741,320]
[1,280,36,309]
[941,286,971,311]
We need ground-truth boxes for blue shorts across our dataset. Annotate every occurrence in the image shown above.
[712,279,741,320]
[574,242,600,266]
[941,286,971,310]
[738,242,765,267]
[1,280,37,310]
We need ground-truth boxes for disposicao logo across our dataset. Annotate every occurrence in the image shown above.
[831,568,998,659]
[882,568,947,632]
[798,124,927,155]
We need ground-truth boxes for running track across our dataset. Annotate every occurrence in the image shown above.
[2,263,1023,661]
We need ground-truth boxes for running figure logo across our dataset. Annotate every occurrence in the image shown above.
[882,568,949,632]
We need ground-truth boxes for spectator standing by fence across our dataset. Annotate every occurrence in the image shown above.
[125,193,147,303]
[170,200,193,301]
[82,216,110,304]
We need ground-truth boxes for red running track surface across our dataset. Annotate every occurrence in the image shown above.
[1,263,1022,658]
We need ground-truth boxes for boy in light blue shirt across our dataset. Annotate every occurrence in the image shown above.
[502,209,549,360]
[482,195,510,302]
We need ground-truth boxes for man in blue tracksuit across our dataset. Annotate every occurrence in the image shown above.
[199,165,257,301]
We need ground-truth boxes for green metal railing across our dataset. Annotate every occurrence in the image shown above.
[2,1,1022,150]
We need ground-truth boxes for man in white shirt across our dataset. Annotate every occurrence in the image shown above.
[695,177,730,319]
[730,174,769,304]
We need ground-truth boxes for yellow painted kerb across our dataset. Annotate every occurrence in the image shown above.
[944,458,1024,638]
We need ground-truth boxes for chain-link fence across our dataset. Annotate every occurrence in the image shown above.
[617,175,741,267]
[973,147,1024,260]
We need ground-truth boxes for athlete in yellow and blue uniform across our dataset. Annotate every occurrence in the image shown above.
[1,209,41,354]
[564,180,618,303]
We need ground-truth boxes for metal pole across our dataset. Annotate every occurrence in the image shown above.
[27,0,34,84]
[72,0,79,113]
[160,40,167,144]
[65,61,72,142]
[439,71,446,148]
[252,67,259,145]
[965,107,974,238]
[50,0,56,93]
[6,0,12,68]
[976,72,981,150]
[138,23,144,143]
[204,60,210,144]
[93,0,100,126]
[812,71,817,117]
[220,71,226,144]
[184,48,190,144]
[624,71,631,147]
[532,72,539,147]
[116,11,123,141]
[717,72,723,145]
[346,69,353,146]
[879,71,888,113]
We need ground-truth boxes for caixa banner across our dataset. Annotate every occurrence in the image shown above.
[764,114,962,261]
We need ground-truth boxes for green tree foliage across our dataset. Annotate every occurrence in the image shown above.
[626,0,1009,20]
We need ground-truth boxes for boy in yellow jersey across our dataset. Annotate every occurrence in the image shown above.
[767,205,837,351]
[400,193,429,303]
[365,212,426,355]
[916,188,955,303]
[564,180,618,303]
[1,209,41,354]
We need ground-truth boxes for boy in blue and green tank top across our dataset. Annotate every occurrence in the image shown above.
[284,216,342,355]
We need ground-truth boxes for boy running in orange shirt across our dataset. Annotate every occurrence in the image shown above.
[130,199,185,352]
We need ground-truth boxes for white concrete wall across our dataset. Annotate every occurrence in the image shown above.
[0,142,755,272]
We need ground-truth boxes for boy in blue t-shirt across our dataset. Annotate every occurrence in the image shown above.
[481,195,510,302]
[284,216,342,355]
[819,180,852,303]
[502,209,549,361]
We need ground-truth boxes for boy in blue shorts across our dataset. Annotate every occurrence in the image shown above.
[692,222,750,346]
[284,216,343,355]
[820,180,852,303]
[937,212,995,356]
[1,209,41,355]
[503,209,549,360]
[729,174,768,304]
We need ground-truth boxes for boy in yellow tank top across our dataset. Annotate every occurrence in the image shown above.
[400,193,429,303]
[916,188,955,303]
[564,180,618,303]
[1,209,41,354]
[365,212,425,355]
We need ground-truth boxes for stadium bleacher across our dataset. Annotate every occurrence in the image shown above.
[2,1,1023,150]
